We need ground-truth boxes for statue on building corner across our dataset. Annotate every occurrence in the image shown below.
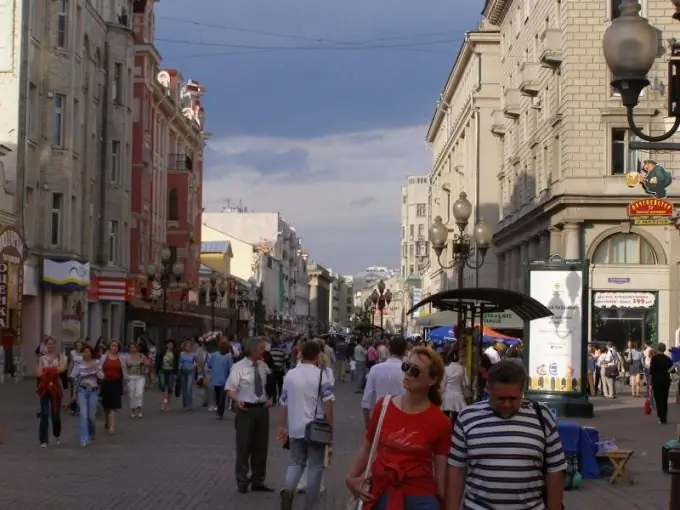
[625,160,672,198]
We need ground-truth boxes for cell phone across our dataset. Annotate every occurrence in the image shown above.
[283,438,290,450]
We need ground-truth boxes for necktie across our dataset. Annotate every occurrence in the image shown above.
[253,361,263,398]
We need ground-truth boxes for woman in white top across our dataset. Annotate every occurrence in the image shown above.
[441,348,468,421]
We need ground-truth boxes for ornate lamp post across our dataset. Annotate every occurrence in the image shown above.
[146,245,185,314]
[429,192,492,399]
[207,272,227,332]
[603,0,680,141]
[370,280,392,337]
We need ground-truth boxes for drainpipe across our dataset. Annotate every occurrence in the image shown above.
[16,0,30,240]
[98,43,110,266]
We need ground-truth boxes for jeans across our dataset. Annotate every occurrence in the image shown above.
[376,494,440,510]
[284,438,326,510]
[128,375,145,409]
[76,387,98,443]
[355,361,366,391]
[180,371,193,408]
[161,371,175,398]
[38,393,62,444]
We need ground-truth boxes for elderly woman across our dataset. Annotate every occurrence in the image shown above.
[297,338,335,494]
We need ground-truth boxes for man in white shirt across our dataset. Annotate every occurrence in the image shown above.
[483,344,502,365]
[225,336,274,493]
[361,337,407,426]
[278,340,334,510]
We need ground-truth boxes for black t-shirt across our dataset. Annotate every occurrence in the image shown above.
[649,353,674,385]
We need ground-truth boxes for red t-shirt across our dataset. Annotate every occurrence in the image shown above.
[365,397,451,506]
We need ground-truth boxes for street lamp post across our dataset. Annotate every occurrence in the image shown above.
[370,279,392,335]
[429,191,492,399]
[603,0,680,141]
[207,272,227,332]
[146,245,185,315]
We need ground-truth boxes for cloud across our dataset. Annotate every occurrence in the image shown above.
[204,125,430,273]
[349,197,376,207]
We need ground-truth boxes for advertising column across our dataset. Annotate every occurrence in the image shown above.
[525,256,593,418]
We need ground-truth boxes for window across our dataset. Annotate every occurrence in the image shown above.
[610,0,624,19]
[417,242,428,257]
[168,188,179,220]
[409,244,415,258]
[50,193,63,246]
[417,224,425,240]
[29,0,40,39]
[409,224,414,239]
[73,99,80,150]
[108,220,119,264]
[593,233,657,264]
[110,140,120,182]
[416,203,426,217]
[57,0,67,48]
[28,83,37,140]
[409,264,414,275]
[53,94,66,147]
[401,226,405,240]
[113,63,123,104]
[610,128,631,175]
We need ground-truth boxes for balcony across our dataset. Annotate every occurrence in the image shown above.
[168,153,193,171]
[540,28,563,69]
[503,89,521,119]
[519,62,541,96]
[490,109,506,136]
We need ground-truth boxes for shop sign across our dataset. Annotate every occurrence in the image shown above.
[593,292,655,308]
[626,198,673,225]
[42,259,91,290]
[607,277,630,284]
[482,310,523,329]
[528,269,583,393]
[0,264,8,328]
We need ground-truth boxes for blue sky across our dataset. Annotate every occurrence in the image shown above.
[156,0,481,274]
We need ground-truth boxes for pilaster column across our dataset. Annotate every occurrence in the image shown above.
[518,243,528,291]
[562,222,581,260]
[539,232,550,259]
[497,252,506,288]
[548,227,562,255]
[527,236,539,262]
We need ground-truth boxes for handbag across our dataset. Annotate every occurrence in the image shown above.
[532,401,565,510]
[346,395,391,510]
[604,364,619,378]
[305,368,333,445]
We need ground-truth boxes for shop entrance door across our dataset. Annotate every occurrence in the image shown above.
[596,317,645,351]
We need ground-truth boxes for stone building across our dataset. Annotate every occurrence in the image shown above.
[484,0,680,349]
[20,0,134,368]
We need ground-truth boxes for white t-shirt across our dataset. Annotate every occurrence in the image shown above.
[280,363,335,439]
[484,346,501,364]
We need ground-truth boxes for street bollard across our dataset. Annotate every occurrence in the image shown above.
[669,446,680,509]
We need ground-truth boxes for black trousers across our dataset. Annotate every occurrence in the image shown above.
[39,393,62,444]
[214,386,226,417]
[653,381,671,424]
[3,345,14,375]
[594,369,602,395]
[234,404,269,487]
[273,370,284,402]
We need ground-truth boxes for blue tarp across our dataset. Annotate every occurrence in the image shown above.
[427,326,521,348]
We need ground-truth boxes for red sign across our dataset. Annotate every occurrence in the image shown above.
[627,198,673,217]
[88,278,134,301]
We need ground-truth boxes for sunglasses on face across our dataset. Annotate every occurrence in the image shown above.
[401,362,422,378]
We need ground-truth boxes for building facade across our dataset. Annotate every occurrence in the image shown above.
[130,0,205,308]
[202,212,307,322]
[18,0,135,372]
[400,176,429,279]
[328,271,352,327]
[308,262,331,335]
[423,24,502,303]
[483,0,680,349]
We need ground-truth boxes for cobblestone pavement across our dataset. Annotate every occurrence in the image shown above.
[0,379,676,509]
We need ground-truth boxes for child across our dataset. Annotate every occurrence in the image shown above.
[349,358,357,382]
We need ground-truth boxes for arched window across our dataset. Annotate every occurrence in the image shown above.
[168,188,179,220]
[592,233,657,264]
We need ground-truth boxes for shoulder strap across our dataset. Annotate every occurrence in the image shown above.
[313,367,324,416]
[532,401,549,476]
[363,395,391,481]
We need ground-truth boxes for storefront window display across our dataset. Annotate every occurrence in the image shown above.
[591,291,657,350]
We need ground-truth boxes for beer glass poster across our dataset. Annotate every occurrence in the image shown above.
[528,269,583,392]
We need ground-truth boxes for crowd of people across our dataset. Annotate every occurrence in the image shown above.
[31,331,568,510]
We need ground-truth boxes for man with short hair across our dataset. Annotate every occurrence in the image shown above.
[278,339,334,510]
[226,336,274,493]
[446,361,566,510]
[360,337,407,426]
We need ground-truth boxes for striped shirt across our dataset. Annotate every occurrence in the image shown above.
[269,345,288,371]
[449,400,566,510]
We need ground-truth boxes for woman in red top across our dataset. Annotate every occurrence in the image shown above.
[346,346,451,510]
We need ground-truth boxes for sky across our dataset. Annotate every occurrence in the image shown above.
[156,0,481,274]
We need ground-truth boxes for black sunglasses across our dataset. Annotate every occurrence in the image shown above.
[401,362,421,378]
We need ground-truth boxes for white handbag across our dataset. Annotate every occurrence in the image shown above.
[346,395,392,510]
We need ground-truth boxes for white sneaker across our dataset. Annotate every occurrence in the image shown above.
[40,443,47,448]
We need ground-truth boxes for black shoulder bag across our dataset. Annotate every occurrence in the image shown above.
[304,368,333,444]
[532,401,565,510]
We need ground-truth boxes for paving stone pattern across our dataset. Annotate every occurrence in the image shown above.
[0,380,676,509]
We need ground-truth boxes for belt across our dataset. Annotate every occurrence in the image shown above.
[79,385,99,391]
[242,402,266,408]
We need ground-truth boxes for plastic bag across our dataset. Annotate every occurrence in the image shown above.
[644,398,652,415]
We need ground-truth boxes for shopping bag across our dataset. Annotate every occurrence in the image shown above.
[644,398,652,415]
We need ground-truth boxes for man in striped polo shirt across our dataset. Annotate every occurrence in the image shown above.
[446,361,566,510]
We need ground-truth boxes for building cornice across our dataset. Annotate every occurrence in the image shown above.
[425,30,500,144]
[482,0,511,25]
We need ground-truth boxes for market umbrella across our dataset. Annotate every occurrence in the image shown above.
[427,326,455,342]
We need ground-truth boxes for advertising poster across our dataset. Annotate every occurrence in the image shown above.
[528,269,583,393]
